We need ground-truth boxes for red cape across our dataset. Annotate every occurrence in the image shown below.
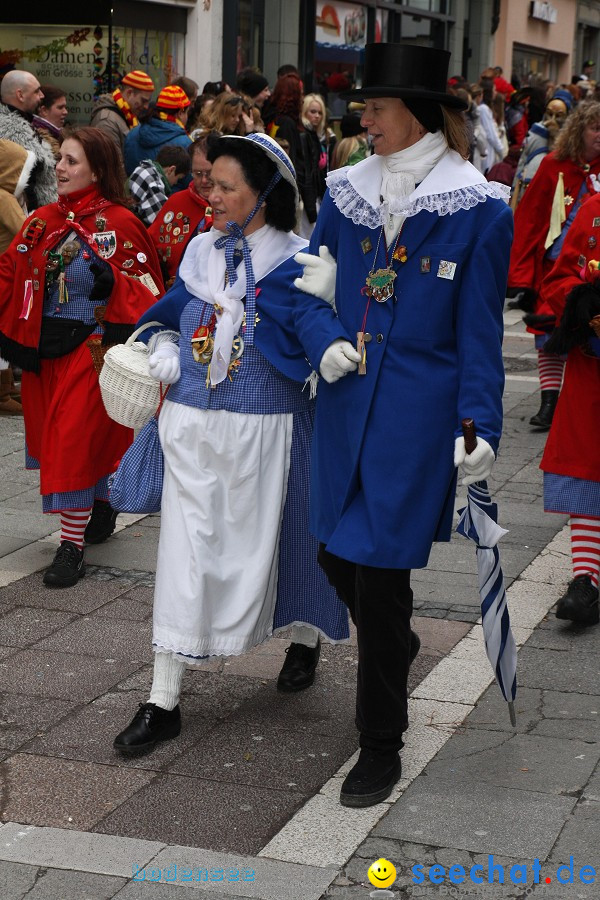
[540,191,600,318]
[541,347,600,481]
[509,153,600,321]
[148,182,213,280]
[0,186,164,371]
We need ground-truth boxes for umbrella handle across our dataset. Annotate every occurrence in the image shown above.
[462,418,477,455]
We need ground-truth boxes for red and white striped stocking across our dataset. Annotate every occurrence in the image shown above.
[60,508,92,549]
[537,349,564,391]
[570,515,600,587]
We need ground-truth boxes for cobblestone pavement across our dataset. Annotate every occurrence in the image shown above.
[0,311,597,899]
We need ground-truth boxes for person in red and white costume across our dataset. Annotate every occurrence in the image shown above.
[538,191,600,627]
[508,101,600,430]
[0,127,163,587]
[148,134,216,285]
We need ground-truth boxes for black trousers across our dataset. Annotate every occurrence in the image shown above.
[318,545,413,752]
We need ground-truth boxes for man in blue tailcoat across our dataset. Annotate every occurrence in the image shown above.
[292,43,513,807]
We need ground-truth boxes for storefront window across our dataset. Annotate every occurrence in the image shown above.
[396,0,450,12]
[0,23,182,123]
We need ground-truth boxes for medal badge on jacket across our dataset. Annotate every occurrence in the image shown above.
[93,231,117,259]
[191,313,244,385]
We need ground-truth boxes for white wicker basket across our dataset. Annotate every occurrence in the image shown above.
[99,321,164,430]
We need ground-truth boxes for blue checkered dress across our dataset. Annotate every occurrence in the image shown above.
[544,473,600,517]
[27,239,112,513]
[163,297,349,642]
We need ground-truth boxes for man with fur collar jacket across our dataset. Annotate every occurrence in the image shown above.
[0,70,57,210]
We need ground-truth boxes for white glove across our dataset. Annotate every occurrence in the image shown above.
[319,339,361,383]
[294,245,337,306]
[148,342,180,384]
[454,436,495,486]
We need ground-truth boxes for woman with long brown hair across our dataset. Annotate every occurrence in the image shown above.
[190,92,252,138]
[0,126,163,586]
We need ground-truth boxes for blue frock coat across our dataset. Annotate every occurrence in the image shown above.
[292,187,513,569]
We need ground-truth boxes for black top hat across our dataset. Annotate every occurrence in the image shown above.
[342,43,467,110]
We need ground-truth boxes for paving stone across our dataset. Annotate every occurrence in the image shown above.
[465,686,542,733]
[32,615,152,661]
[0,648,143,701]
[517,647,600,694]
[25,689,219,771]
[0,691,78,750]
[545,800,600,875]
[0,536,30,558]
[84,528,159,573]
[113,885,248,899]
[527,620,600,652]
[21,867,127,899]
[94,775,307,855]
[0,822,166,877]
[373,777,576,858]
[169,719,354,793]
[0,572,138,615]
[410,618,472,658]
[94,596,154,622]
[423,731,600,796]
[1,753,155,830]
[0,606,76,647]
[347,838,532,896]
[583,765,600,801]
[0,859,38,899]
[117,670,264,721]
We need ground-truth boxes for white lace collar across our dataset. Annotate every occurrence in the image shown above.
[326,150,510,227]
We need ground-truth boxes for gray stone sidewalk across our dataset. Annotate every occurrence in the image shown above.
[1,311,596,899]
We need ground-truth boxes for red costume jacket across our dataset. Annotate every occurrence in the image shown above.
[540,193,600,482]
[0,186,164,372]
[148,182,213,282]
[509,153,600,324]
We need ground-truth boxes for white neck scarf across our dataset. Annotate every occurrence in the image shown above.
[380,131,448,243]
[179,224,307,384]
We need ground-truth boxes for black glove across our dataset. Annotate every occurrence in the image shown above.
[506,287,536,312]
[545,282,600,354]
[89,264,115,302]
[522,313,556,333]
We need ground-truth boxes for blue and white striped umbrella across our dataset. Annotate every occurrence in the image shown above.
[456,480,517,725]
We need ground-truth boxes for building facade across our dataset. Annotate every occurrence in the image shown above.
[2,0,600,126]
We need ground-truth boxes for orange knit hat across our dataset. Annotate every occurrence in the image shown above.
[156,85,191,110]
[121,70,155,92]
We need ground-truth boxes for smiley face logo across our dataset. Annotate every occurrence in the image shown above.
[367,858,397,888]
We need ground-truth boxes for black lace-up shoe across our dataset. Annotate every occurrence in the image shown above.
[84,499,118,545]
[277,639,321,692]
[113,703,181,754]
[556,575,600,626]
[340,748,402,807]
[43,541,85,588]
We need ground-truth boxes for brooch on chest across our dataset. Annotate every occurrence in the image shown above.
[191,313,245,385]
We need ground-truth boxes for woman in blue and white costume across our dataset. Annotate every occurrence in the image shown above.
[114,133,348,755]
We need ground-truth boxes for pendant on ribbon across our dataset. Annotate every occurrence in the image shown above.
[363,266,397,303]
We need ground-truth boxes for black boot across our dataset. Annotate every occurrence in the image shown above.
[529,390,559,429]
[84,499,118,544]
[556,575,599,626]
[43,541,85,587]
[277,639,320,692]
[340,748,402,808]
[113,703,181,754]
